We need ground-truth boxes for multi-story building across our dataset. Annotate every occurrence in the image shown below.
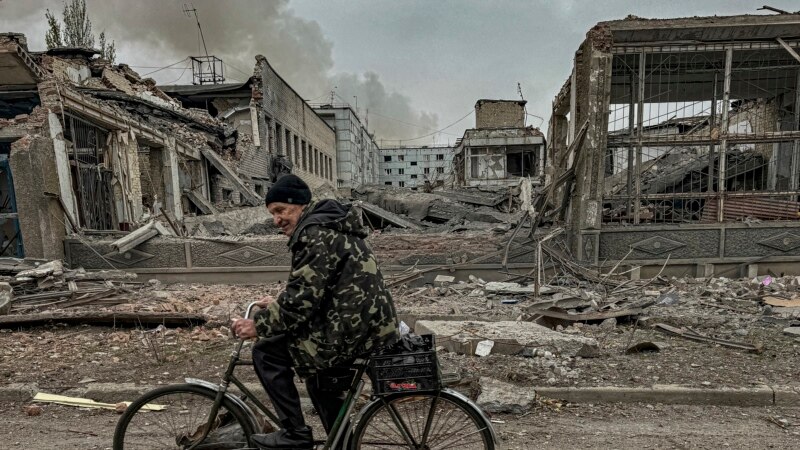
[313,104,379,188]
[452,99,546,187]
[378,146,455,188]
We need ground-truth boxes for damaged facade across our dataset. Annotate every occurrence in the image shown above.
[378,145,455,188]
[453,99,546,187]
[312,104,378,190]
[0,33,335,260]
[548,14,800,275]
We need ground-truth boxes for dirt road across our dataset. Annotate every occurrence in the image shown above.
[0,401,797,449]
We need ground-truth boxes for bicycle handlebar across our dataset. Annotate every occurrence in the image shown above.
[244,301,259,320]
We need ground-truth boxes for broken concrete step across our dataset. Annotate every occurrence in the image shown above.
[415,320,599,357]
[477,377,535,414]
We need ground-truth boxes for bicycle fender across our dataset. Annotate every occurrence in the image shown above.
[184,378,262,433]
[441,388,498,444]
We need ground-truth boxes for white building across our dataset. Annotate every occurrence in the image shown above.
[313,104,379,188]
[379,146,455,188]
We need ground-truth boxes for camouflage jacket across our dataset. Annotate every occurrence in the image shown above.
[253,200,399,376]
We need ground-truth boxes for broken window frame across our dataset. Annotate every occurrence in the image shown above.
[62,112,117,231]
[603,42,800,226]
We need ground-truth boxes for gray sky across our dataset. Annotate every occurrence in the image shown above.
[1,0,798,146]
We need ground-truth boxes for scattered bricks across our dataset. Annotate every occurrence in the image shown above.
[24,405,42,416]
[477,377,535,414]
[415,320,599,358]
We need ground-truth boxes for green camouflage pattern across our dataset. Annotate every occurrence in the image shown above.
[254,200,399,376]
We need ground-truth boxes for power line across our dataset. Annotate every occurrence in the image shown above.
[163,64,192,84]
[381,109,474,142]
[367,110,459,136]
[224,61,252,79]
[141,58,189,76]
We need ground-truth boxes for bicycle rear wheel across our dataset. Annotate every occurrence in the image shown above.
[350,389,494,449]
[113,384,256,449]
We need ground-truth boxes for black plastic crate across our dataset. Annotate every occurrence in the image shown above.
[369,334,440,395]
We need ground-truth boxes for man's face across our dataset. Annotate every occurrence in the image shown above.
[267,202,305,236]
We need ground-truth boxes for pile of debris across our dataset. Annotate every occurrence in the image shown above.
[0,259,139,315]
[352,184,529,233]
[0,258,205,328]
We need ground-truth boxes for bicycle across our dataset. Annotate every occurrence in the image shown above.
[113,302,497,449]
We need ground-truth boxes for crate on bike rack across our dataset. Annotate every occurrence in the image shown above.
[369,334,440,395]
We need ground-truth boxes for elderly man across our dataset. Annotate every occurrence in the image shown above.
[232,174,398,449]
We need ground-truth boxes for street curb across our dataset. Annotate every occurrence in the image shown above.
[535,384,776,406]
[770,385,800,406]
[2,383,798,408]
[0,383,38,402]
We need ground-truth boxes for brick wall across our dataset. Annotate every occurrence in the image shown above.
[475,100,526,128]
[257,57,336,185]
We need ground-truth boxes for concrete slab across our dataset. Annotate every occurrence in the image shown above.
[477,377,536,414]
[0,383,37,402]
[414,320,599,357]
[536,384,775,406]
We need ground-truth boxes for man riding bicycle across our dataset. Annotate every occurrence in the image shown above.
[232,174,399,450]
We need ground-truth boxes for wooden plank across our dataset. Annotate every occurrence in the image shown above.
[183,189,219,215]
[200,148,261,206]
[654,323,762,353]
[527,307,643,322]
[33,392,165,411]
[110,222,158,254]
[763,296,800,308]
[356,201,421,230]
[777,37,800,64]
[0,311,206,327]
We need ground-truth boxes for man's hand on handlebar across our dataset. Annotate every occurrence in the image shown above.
[230,298,274,339]
[231,318,258,340]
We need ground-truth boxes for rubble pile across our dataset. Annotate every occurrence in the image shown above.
[0,259,139,316]
[352,184,528,233]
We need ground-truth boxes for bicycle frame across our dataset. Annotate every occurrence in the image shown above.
[187,301,363,450]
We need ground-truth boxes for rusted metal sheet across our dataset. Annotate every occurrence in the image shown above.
[702,196,799,222]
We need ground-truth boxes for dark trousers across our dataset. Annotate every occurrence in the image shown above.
[252,335,348,434]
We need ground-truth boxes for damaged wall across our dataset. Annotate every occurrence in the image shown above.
[9,133,67,260]
[475,99,526,129]
[548,14,800,271]
[256,56,336,189]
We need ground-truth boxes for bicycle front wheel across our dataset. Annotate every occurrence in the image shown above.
[350,390,495,450]
[113,383,256,449]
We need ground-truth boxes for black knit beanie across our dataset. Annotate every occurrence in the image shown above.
[264,174,311,206]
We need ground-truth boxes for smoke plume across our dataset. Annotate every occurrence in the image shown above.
[0,0,438,141]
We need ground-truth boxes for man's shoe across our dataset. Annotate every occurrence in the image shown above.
[251,426,314,449]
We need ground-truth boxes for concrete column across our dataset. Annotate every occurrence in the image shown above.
[570,45,613,263]
[9,134,66,260]
[163,138,183,221]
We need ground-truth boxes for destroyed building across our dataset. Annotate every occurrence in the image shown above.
[312,103,378,190]
[453,100,546,187]
[378,145,455,188]
[547,13,800,276]
[0,32,338,261]
[161,56,337,199]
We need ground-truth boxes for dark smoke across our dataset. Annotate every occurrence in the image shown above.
[0,0,438,141]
